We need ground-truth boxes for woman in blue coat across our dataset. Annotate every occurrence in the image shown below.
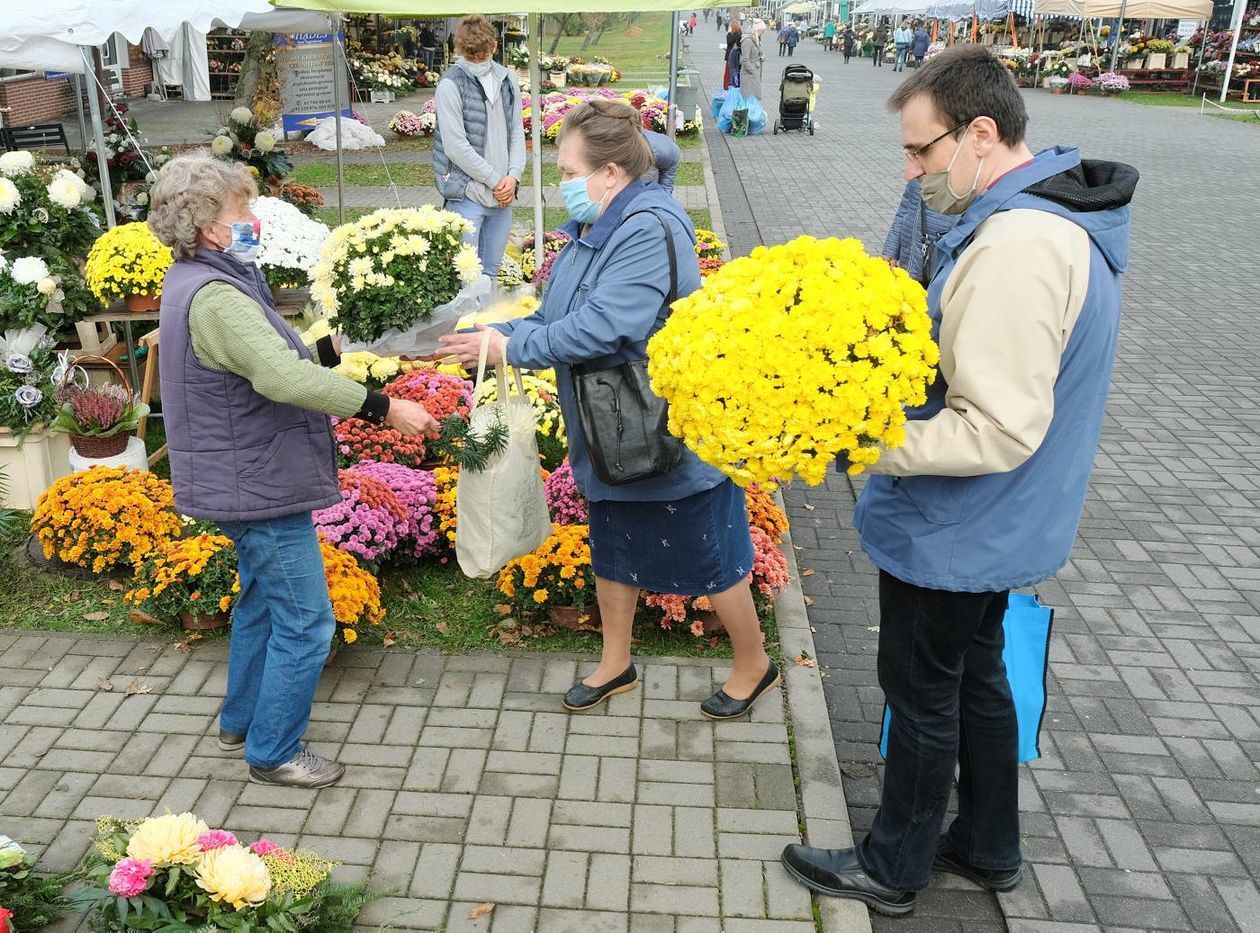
[439,101,778,719]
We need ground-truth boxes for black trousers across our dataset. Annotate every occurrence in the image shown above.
[856,571,1022,890]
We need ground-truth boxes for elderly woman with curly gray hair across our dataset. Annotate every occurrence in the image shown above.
[147,154,436,789]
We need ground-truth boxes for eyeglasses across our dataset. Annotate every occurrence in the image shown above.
[903,121,970,164]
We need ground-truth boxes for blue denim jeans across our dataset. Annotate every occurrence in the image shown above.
[857,571,1021,890]
[445,197,514,278]
[217,512,336,770]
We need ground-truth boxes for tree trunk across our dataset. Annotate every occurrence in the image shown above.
[234,32,271,107]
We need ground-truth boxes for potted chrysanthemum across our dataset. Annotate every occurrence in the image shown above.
[84,222,173,311]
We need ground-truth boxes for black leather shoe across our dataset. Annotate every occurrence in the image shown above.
[218,729,246,752]
[563,664,638,711]
[933,837,1023,892]
[780,844,916,917]
[700,660,781,720]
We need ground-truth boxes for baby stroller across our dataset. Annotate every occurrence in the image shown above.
[773,64,816,135]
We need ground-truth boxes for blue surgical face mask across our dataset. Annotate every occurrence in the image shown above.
[214,219,262,263]
[560,172,606,225]
[465,58,493,77]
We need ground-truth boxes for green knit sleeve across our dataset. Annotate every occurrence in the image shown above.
[187,282,368,419]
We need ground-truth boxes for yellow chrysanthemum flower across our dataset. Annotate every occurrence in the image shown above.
[126,812,209,867]
[194,845,272,910]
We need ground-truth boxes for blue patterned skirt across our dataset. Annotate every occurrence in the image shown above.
[588,480,755,596]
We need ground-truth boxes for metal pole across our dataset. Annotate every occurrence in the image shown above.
[667,8,681,139]
[331,13,346,224]
[1219,0,1246,103]
[1109,0,1129,72]
[1191,18,1210,97]
[81,46,116,229]
[529,12,544,273]
[73,73,89,152]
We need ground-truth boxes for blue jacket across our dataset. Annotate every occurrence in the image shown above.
[911,30,931,55]
[494,181,727,503]
[855,147,1138,592]
[643,129,682,195]
[881,179,956,284]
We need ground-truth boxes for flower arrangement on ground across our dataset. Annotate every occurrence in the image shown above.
[332,417,427,468]
[383,369,473,425]
[1095,71,1131,93]
[32,466,184,572]
[497,523,596,614]
[1067,72,1094,93]
[473,370,566,469]
[0,834,70,931]
[694,228,725,261]
[647,235,938,486]
[84,222,173,306]
[210,106,292,187]
[0,341,59,437]
[745,482,789,543]
[126,533,240,621]
[567,62,618,86]
[84,104,170,198]
[496,253,527,289]
[642,591,717,637]
[279,182,325,216]
[544,457,588,525]
[72,814,366,931]
[431,466,459,553]
[522,229,571,284]
[749,524,790,599]
[311,206,482,345]
[50,382,148,458]
[251,196,330,289]
[348,462,439,558]
[313,469,408,562]
[320,539,386,644]
[388,107,437,138]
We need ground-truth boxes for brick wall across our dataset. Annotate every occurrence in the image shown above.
[0,75,76,128]
[120,43,153,97]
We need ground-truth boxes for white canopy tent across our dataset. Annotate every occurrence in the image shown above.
[1032,0,1211,16]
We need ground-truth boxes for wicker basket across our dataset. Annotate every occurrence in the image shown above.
[70,432,130,459]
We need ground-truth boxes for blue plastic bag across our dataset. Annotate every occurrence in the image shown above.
[744,95,767,135]
[879,592,1053,763]
[711,90,727,119]
[716,87,744,133]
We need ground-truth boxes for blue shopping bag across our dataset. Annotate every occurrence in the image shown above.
[878,592,1053,763]
[744,95,768,135]
[711,90,727,119]
[717,87,744,133]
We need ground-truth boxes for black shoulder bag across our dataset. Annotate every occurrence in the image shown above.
[571,211,685,487]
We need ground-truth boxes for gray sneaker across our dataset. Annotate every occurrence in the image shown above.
[248,749,345,788]
[218,730,246,752]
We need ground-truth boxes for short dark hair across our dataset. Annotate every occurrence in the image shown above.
[887,45,1028,146]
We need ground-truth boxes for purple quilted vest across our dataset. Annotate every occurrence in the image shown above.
[158,247,339,522]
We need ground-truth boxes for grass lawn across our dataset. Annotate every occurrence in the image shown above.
[523,160,703,187]
[294,162,436,188]
[1111,90,1260,124]
[547,13,674,82]
[317,204,712,233]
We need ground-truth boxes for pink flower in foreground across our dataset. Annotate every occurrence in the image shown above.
[197,830,239,851]
[108,857,155,897]
[250,839,282,857]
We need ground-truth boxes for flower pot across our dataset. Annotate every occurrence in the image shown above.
[1052,86,1065,95]
[1146,52,1167,70]
[547,604,602,630]
[515,66,530,82]
[124,292,161,312]
[549,71,567,86]
[68,435,149,473]
[325,646,339,666]
[179,610,230,632]
[1172,52,1190,69]
[70,432,130,459]
[0,425,73,509]
[370,89,396,103]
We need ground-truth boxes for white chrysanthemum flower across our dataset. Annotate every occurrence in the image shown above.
[0,151,34,177]
[0,178,21,215]
[455,246,483,284]
[36,278,57,296]
[254,131,276,153]
[0,252,7,273]
[10,256,50,285]
[210,135,233,157]
[46,175,82,209]
[230,106,253,125]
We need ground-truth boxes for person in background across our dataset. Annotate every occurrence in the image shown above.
[418,23,438,70]
[912,23,931,67]
[778,23,791,57]
[781,45,1137,917]
[725,20,743,90]
[893,19,913,72]
[740,22,766,99]
[689,13,698,35]
[433,15,525,281]
[716,11,725,31]
[628,97,683,195]
[787,23,800,57]
[882,179,955,286]
[823,17,838,51]
[437,101,779,720]
[872,22,888,67]
[843,25,857,63]
[148,156,436,790]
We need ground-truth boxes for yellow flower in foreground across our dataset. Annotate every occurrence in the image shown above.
[194,844,272,910]
[126,812,209,867]
[343,627,358,644]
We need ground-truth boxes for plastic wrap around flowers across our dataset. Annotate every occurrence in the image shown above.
[349,462,440,558]
[313,470,408,562]
[544,458,588,526]
[647,235,939,486]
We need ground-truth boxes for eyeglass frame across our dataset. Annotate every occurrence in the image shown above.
[903,120,971,165]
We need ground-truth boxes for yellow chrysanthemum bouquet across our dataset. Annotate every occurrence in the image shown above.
[310,206,484,352]
[647,235,939,486]
[74,813,364,929]
[83,221,173,305]
[497,523,597,618]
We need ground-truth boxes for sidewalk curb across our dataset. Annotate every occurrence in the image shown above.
[774,496,874,933]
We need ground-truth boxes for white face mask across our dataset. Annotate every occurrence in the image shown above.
[919,124,984,215]
[465,58,493,78]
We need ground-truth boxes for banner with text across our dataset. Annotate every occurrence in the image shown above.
[276,32,351,135]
